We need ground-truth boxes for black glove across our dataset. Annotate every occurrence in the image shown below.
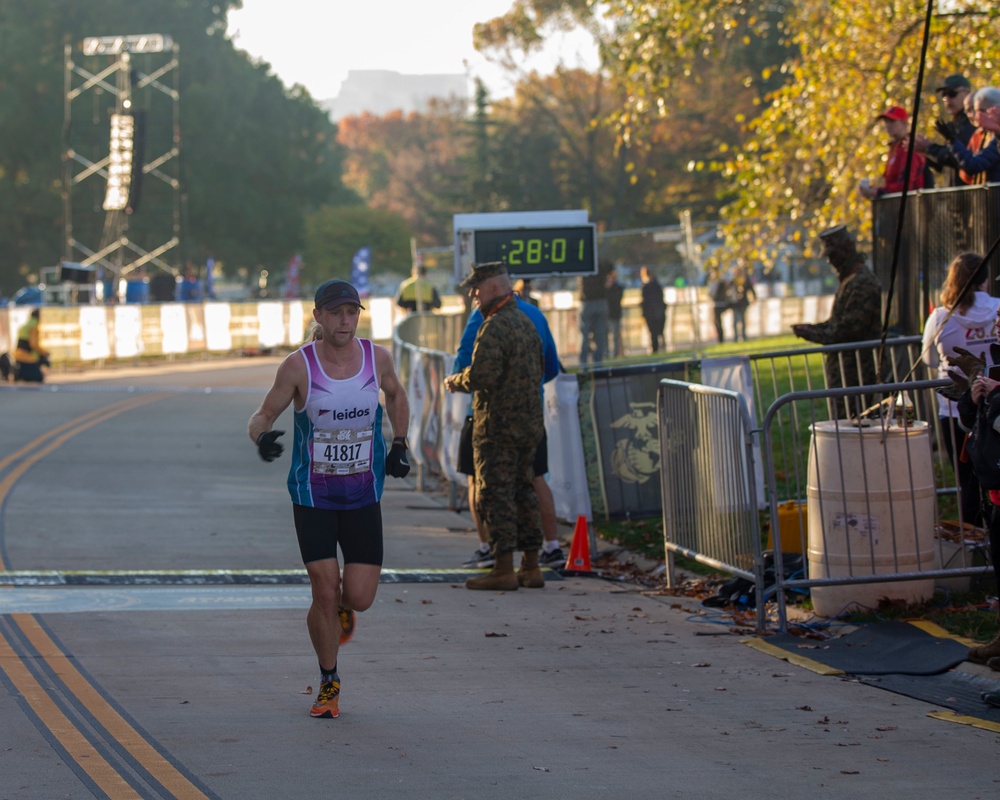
[385,438,410,478]
[934,117,956,142]
[256,430,284,462]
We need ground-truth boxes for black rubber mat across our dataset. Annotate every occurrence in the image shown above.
[859,670,1000,723]
[764,621,969,675]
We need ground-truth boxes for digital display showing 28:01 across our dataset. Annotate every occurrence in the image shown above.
[473,225,597,277]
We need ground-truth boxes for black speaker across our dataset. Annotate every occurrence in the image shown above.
[60,263,95,283]
[149,273,177,302]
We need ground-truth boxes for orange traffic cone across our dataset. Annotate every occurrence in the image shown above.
[564,515,592,573]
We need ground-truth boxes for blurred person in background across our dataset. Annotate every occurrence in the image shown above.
[858,105,926,199]
[605,266,625,359]
[914,74,975,187]
[939,87,1000,185]
[729,264,756,343]
[578,260,612,366]
[922,253,998,528]
[12,308,50,382]
[513,278,539,307]
[395,265,441,313]
[640,266,666,353]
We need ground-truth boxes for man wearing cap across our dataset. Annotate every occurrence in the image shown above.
[452,271,564,572]
[792,226,882,418]
[444,261,546,591]
[858,105,926,199]
[248,278,411,719]
[913,74,976,187]
[942,86,1000,185]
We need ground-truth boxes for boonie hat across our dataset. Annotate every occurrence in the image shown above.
[936,74,971,93]
[459,261,508,290]
[818,224,855,250]
[314,279,364,310]
[877,105,909,122]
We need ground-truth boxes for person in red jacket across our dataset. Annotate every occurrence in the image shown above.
[858,105,926,199]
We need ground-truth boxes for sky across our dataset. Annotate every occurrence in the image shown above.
[226,0,597,102]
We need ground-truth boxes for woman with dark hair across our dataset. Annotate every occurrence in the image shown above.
[921,252,998,527]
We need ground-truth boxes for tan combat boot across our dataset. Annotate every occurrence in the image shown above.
[517,550,545,588]
[466,550,518,591]
[968,627,1000,664]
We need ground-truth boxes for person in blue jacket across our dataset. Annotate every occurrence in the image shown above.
[454,283,564,568]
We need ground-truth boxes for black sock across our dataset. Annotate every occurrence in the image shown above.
[320,662,338,682]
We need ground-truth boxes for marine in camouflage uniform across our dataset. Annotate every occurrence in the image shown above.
[793,225,883,418]
[446,261,545,590]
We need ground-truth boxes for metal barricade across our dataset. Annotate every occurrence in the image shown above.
[658,380,764,609]
[761,380,993,632]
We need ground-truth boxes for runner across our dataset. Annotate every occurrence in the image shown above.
[248,279,410,718]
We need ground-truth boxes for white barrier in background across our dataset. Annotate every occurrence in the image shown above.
[0,293,835,366]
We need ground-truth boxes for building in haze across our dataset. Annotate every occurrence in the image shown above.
[323,70,467,120]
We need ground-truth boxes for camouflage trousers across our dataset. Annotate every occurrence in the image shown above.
[825,348,881,419]
[473,439,542,555]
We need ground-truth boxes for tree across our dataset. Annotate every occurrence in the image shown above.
[550,0,1000,268]
[473,0,774,233]
[303,205,412,286]
[336,101,474,246]
[0,0,356,294]
[713,1,1000,267]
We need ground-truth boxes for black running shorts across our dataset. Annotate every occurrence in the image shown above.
[292,502,384,566]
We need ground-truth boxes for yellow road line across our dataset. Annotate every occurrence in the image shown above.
[0,625,139,798]
[16,614,211,799]
[0,392,211,797]
[0,397,143,474]
[0,394,167,571]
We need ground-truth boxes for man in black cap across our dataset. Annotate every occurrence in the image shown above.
[792,226,882,417]
[913,74,976,187]
[247,278,411,719]
[444,261,546,591]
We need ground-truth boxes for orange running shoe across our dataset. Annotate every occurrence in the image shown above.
[338,606,356,644]
[310,679,340,718]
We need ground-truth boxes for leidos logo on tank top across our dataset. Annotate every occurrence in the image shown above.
[320,406,371,421]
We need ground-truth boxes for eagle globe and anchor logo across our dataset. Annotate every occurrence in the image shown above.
[609,401,668,484]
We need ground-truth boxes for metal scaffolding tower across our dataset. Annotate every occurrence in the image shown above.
[62,34,181,290]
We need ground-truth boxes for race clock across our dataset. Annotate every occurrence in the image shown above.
[472,224,597,278]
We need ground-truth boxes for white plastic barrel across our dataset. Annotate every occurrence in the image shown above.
[806,420,936,617]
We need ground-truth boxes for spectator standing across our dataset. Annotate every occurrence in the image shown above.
[922,253,998,528]
[513,278,539,307]
[982,104,1000,136]
[453,273,564,570]
[791,225,882,418]
[605,267,625,359]
[914,74,976,187]
[729,265,756,343]
[941,87,1000,185]
[12,308,50,382]
[395,265,441,313]
[640,266,667,353]
[707,268,731,344]
[578,261,611,366]
[444,262,547,591]
[858,106,926,199]
[957,374,1000,671]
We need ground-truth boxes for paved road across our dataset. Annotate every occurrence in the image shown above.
[0,359,998,800]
